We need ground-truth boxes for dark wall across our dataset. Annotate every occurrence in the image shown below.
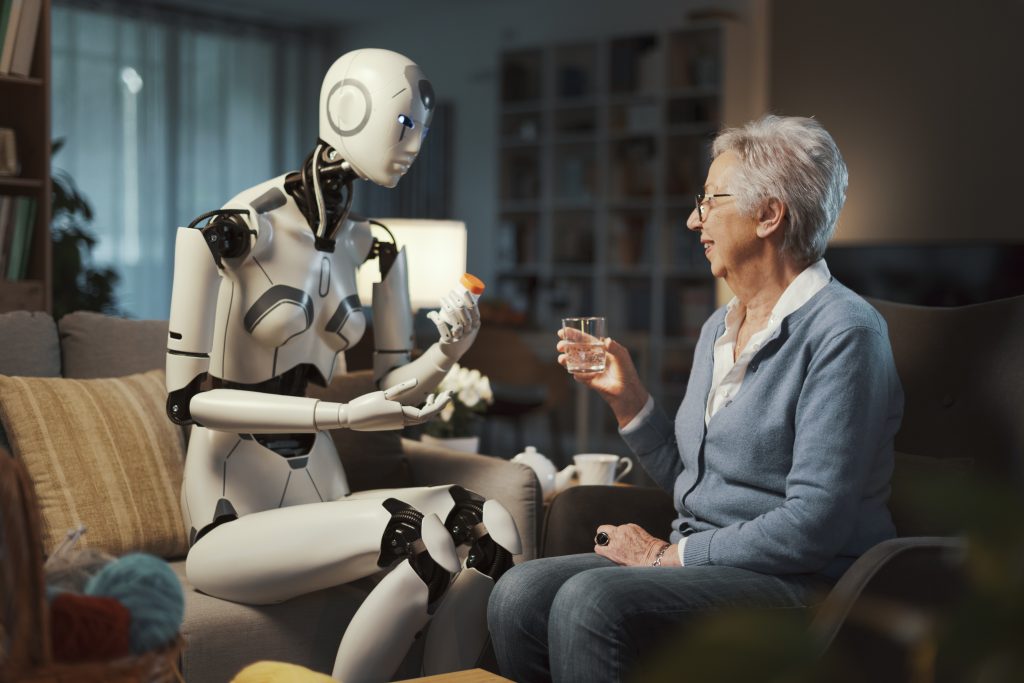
[769,0,1024,245]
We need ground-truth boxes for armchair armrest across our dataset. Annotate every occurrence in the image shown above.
[540,485,676,558]
[811,536,968,653]
[400,438,543,561]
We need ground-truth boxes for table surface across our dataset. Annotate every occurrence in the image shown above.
[394,668,513,683]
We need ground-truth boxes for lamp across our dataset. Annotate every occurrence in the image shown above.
[356,218,468,311]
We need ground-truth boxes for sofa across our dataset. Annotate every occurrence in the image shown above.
[0,310,542,682]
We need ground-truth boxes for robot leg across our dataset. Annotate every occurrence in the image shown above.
[332,498,459,683]
[422,487,522,675]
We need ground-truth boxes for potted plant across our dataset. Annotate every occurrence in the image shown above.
[421,363,494,453]
[51,139,121,319]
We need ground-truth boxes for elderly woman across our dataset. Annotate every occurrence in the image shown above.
[487,115,903,682]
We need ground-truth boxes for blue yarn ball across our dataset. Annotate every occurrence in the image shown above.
[85,552,184,654]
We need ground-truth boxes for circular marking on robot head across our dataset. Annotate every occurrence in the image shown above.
[418,79,435,111]
[326,79,372,137]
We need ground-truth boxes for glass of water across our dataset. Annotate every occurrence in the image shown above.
[561,316,607,374]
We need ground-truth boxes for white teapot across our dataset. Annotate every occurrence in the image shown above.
[511,446,576,499]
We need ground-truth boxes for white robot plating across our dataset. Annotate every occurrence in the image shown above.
[165,48,520,682]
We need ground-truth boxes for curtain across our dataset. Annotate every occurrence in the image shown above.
[51,2,325,319]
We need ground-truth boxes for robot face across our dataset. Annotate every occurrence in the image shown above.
[320,49,435,188]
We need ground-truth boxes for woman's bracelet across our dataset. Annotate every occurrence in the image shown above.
[651,543,671,567]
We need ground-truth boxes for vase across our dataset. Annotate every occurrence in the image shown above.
[421,434,480,454]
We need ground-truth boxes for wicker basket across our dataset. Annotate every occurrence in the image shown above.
[0,451,183,683]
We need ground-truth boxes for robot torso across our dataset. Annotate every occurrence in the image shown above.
[209,175,372,388]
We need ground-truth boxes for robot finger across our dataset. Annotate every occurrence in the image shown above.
[447,296,470,325]
[427,310,453,343]
[431,390,452,410]
[402,405,427,424]
[465,294,481,326]
[421,391,452,419]
[453,300,472,329]
[383,378,418,400]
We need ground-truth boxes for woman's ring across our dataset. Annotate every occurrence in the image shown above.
[595,531,610,546]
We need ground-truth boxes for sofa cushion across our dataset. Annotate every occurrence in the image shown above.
[0,311,61,377]
[172,561,401,683]
[0,369,188,558]
[307,370,411,491]
[58,311,168,378]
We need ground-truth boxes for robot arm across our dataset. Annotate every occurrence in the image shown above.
[165,210,255,425]
[366,235,481,406]
[378,293,479,406]
[190,379,452,433]
[166,227,220,425]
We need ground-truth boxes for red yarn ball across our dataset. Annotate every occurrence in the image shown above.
[50,592,132,662]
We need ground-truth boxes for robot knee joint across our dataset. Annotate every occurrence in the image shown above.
[444,486,515,580]
[378,498,451,605]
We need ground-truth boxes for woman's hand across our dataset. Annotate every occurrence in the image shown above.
[593,523,679,567]
[556,332,650,428]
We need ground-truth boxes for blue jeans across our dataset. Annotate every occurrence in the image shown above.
[487,554,827,683]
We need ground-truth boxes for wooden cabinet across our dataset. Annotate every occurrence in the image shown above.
[496,25,726,451]
[0,0,51,313]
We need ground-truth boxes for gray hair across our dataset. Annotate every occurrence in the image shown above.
[712,115,848,267]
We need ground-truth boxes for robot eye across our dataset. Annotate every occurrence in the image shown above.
[397,114,415,130]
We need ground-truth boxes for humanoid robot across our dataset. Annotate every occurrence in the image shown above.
[164,49,521,682]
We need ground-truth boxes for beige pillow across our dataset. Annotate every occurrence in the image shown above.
[0,370,188,559]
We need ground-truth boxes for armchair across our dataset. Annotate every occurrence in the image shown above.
[540,294,1024,679]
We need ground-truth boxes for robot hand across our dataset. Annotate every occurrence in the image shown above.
[332,379,453,431]
[427,289,481,362]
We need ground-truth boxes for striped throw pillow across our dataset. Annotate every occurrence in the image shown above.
[0,370,188,559]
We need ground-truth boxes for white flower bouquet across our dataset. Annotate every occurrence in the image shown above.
[425,363,494,438]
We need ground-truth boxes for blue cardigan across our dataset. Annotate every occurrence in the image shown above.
[621,279,902,579]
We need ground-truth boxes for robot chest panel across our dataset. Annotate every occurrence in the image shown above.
[235,237,366,355]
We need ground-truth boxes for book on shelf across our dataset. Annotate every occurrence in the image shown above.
[0,127,17,176]
[3,195,35,280]
[0,0,40,77]
[0,194,12,278]
[0,0,22,74]
[8,0,38,76]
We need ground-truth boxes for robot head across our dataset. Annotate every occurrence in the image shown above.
[320,49,435,189]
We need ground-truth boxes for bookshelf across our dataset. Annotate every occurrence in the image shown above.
[496,24,727,453]
[0,0,51,313]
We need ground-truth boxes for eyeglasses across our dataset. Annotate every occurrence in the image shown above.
[694,192,733,222]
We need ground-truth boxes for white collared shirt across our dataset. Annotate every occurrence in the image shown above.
[621,259,832,566]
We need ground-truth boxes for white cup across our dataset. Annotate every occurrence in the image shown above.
[572,453,633,486]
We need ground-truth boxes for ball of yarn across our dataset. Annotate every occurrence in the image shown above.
[85,552,184,654]
[50,592,131,662]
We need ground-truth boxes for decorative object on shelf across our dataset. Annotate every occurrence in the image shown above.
[0,126,18,176]
[422,363,494,452]
[50,138,122,318]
